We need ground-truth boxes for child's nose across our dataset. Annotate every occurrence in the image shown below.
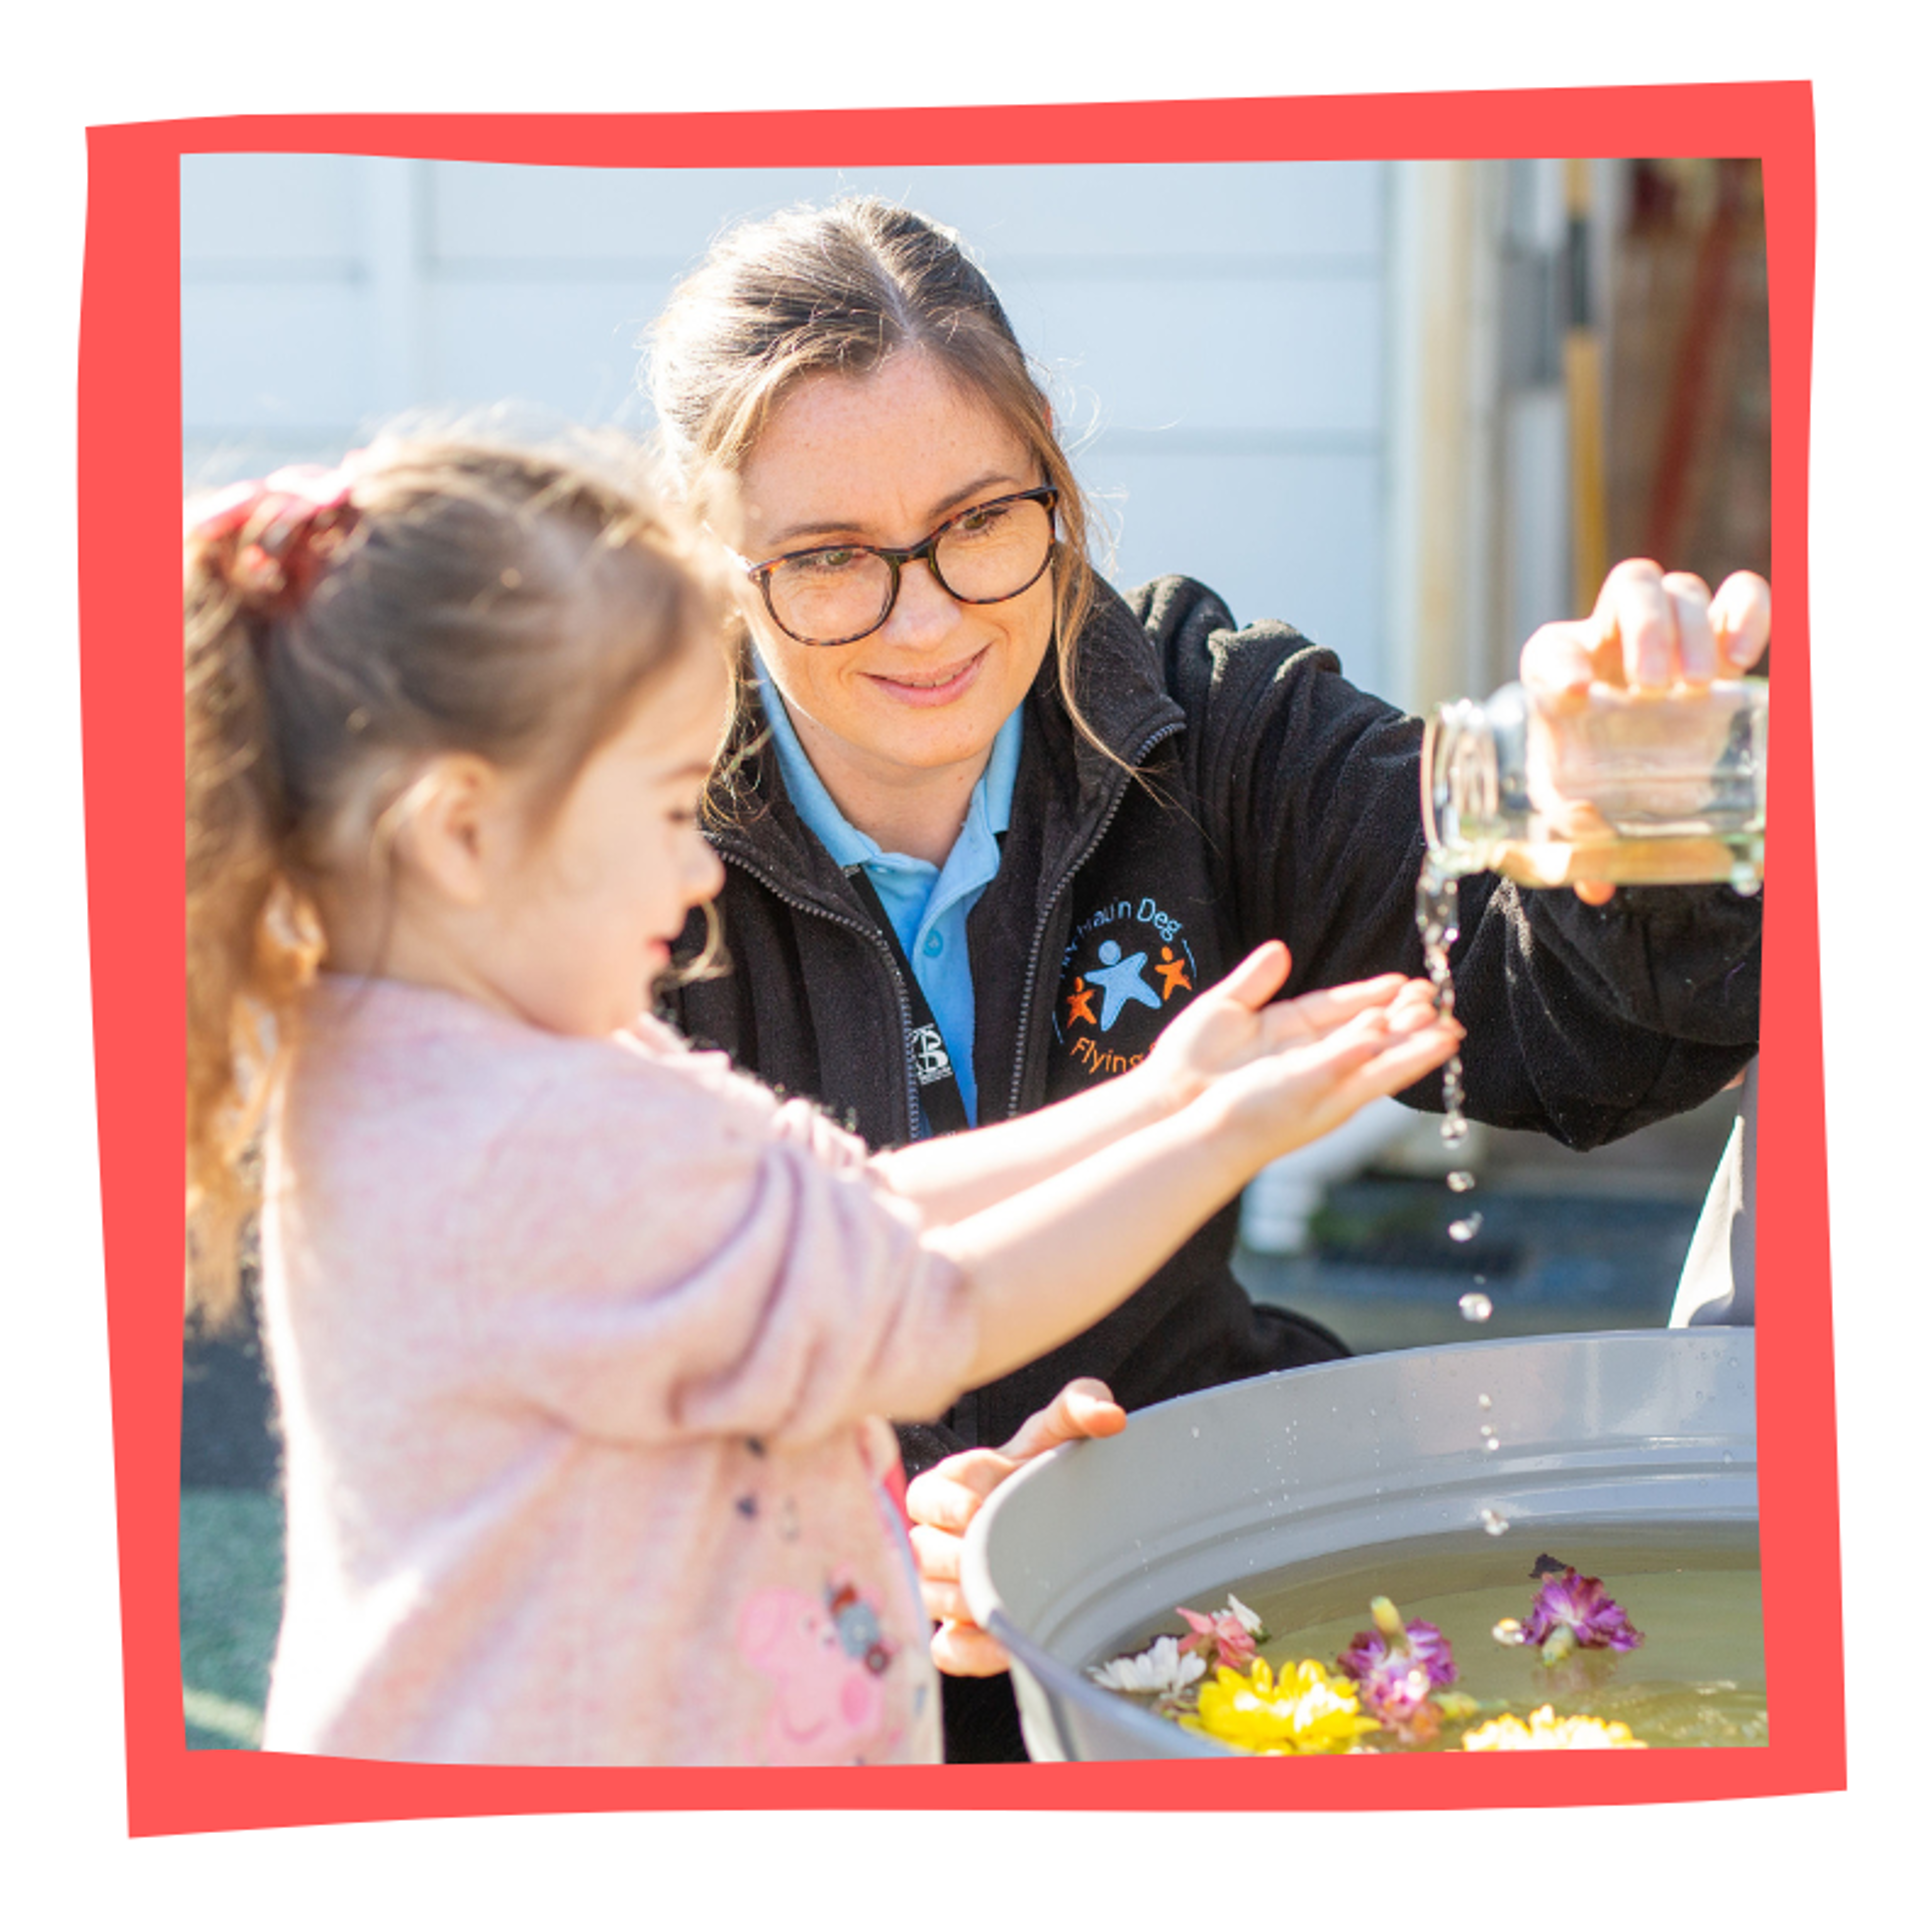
[686,836,724,905]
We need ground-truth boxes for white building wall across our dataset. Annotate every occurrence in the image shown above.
[182,157,1399,701]
[181,155,1609,714]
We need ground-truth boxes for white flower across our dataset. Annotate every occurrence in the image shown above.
[1089,1635,1208,1695]
[1224,1594,1265,1637]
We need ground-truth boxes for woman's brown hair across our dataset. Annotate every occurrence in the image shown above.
[184,429,724,1328]
[645,196,1113,765]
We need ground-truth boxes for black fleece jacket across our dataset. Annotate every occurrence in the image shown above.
[662,575,1761,1471]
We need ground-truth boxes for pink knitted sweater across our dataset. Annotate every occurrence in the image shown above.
[258,976,977,1765]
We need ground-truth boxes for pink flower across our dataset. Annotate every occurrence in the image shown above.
[1175,1597,1263,1671]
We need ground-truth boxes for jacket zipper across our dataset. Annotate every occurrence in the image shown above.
[718,716,1185,1142]
[1005,719,1185,1121]
[711,856,929,1143]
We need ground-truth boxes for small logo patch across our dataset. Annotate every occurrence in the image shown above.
[1053,895,1201,1076]
[909,1022,954,1086]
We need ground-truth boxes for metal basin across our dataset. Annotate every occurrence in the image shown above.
[959,1329,1756,1760]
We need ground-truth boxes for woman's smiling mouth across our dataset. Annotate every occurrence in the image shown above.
[862,647,988,708]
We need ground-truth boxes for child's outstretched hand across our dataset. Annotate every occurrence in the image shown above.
[1184,953,1460,1168]
[1143,942,1441,1123]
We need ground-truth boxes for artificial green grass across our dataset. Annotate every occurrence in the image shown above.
[179,1490,283,1750]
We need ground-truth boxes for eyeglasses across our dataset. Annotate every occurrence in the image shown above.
[735,485,1059,647]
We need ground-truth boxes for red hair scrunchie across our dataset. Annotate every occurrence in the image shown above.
[186,462,360,618]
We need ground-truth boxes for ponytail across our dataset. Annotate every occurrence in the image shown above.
[183,432,723,1329]
[184,471,353,1327]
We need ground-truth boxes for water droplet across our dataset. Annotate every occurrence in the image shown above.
[1480,1508,1510,1536]
[1721,1450,1735,1465]
[1448,1212,1484,1243]
[1483,1435,1500,1452]
[1477,1393,1493,1410]
[1440,1112,1469,1146]
[1191,1426,1201,1439]
[1480,1423,1498,1439]
[1730,857,1760,897]
[1458,1291,1493,1322]
[1491,1617,1526,1647]
[1446,1170,1476,1193]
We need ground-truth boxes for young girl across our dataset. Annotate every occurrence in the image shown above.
[185,430,1458,1767]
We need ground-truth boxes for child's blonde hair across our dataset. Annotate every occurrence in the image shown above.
[185,429,727,1329]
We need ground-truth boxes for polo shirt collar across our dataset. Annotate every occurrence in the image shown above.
[751,652,1023,881]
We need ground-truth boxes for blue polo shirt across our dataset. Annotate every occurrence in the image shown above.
[754,662,1022,1132]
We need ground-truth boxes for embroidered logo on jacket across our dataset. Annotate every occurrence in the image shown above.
[1053,895,1199,1075]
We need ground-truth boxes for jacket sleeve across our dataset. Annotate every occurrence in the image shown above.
[1142,576,1760,1149]
[456,1062,979,1447]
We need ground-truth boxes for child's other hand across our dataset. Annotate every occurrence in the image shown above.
[1194,975,1461,1170]
[906,1380,1126,1678]
[1143,942,1417,1118]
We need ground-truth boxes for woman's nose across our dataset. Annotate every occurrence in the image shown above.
[880,553,964,647]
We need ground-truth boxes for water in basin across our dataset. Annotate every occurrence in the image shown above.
[1105,1518,1764,1749]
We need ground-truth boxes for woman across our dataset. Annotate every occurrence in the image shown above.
[647,197,1767,1760]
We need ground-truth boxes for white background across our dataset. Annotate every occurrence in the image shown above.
[7,5,1910,1913]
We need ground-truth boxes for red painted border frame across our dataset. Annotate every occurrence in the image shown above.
[79,84,1832,1835]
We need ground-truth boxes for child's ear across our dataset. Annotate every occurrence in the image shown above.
[389,755,508,908]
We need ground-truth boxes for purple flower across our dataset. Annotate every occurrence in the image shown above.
[1340,1617,1459,1692]
[1520,1565,1644,1666]
[1337,1598,1460,1742]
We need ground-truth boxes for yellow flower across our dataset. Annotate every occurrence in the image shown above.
[1459,1705,1645,1750]
[1181,1657,1378,1755]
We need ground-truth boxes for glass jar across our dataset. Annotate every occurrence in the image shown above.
[1420,678,1767,892]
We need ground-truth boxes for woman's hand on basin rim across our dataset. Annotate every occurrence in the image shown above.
[906,1378,1128,1678]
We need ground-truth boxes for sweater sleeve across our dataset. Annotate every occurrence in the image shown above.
[456,1058,978,1447]
[1146,577,1761,1149]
